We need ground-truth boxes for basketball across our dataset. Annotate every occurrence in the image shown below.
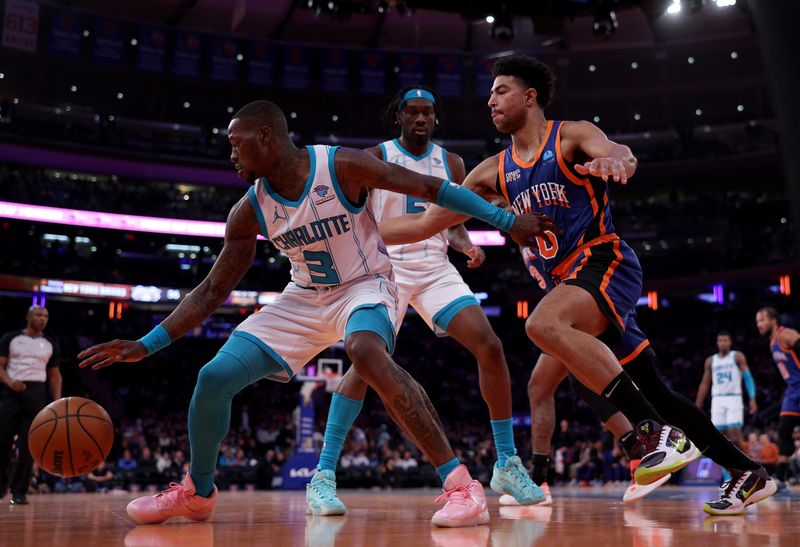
[27,397,114,478]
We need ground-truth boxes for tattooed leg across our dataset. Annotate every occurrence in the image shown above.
[344,331,455,466]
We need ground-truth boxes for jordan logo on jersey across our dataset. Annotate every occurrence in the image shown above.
[273,206,287,223]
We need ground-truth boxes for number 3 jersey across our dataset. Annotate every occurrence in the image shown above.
[370,139,451,265]
[497,120,616,280]
[247,145,392,288]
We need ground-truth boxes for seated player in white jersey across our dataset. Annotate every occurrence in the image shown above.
[77,100,558,528]
[695,330,757,485]
[306,86,544,517]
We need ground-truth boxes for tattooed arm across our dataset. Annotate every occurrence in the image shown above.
[78,195,261,369]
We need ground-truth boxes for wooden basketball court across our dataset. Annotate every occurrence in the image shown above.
[2,486,798,546]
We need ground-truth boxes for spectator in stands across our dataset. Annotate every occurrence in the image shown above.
[85,461,115,493]
[117,449,138,489]
[758,433,779,475]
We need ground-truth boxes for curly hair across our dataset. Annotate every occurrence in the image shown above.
[380,84,443,132]
[490,55,556,109]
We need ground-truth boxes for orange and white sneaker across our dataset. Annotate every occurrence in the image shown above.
[431,465,490,528]
[499,482,552,506]
[126,474,217,525]
[623,459,671,503]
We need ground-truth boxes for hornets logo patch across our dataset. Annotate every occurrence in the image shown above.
[313,185,335,205]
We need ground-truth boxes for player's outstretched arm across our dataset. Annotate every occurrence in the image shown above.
[78,196,261,370]
[695,357,712,407]
[561,120,637,184]
[336,147,560,246]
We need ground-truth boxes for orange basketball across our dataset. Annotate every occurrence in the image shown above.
[28,397,114,478]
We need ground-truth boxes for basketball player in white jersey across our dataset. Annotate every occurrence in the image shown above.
[696,330,757,483]
[77,100,557,528]
[307,86,543,516]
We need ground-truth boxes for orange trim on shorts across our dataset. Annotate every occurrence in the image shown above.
[512,120,554,169]
[565,246,593,281]
[619,340,651,366]
[550,233,619,280]
[780,411,800,417]
[497,153,511,203]
[599,239,625,330]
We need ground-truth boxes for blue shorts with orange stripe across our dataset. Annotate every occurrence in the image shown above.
[554,238,643,344]
[615,314,650,364]
[781,384,800,416]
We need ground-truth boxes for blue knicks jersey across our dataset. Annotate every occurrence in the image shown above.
[498,120,616,278]
[771,327,800,387]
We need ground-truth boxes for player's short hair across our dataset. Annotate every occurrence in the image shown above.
[758,306,781,324]
[381,84,443,132]
[717,330,731,338]
[491,55,556,109]
[233,100,288,133]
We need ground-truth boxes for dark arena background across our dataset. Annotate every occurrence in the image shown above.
[1,0,799,545]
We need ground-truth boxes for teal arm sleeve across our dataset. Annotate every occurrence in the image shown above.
[742,369,756,399]
[138,325,171,356]
[435,181,515,232]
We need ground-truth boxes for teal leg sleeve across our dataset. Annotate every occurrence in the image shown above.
[318,393,364,472]
[491,418,516,467]
[188,335,284,497]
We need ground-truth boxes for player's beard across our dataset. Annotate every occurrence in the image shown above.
[406,130,430,149]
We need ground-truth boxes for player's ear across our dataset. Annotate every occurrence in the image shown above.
[525,88,538,107]
[258,125,272,144]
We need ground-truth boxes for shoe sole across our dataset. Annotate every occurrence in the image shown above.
[306,502,346,516]
[634,443,701,485]
[499,494,552,506]
[702,479,779,516]
[431,507,490,528]
[489,478,547,505]
[127,506,214,525]
[623,473,671,503]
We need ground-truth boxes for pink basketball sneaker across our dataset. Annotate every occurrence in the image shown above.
[126,474,217,525]
[431,465,490,528]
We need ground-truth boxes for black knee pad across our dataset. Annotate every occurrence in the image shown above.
[568,373,618,422]
[778,415,800,456]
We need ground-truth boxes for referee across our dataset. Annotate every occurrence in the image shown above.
[0,306,61,505]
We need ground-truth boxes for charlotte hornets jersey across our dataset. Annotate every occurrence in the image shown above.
[247,145,392,287]
[771,327,800,387]
[369,139,451,263]
[711,351,742,397]
[498,120,616,280]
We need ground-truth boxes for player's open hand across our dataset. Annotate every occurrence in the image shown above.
[749,399,758,415]
[509,213,562,247]
[463,246,486,268]
[574,157,628,184]
[78,340,148,370]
